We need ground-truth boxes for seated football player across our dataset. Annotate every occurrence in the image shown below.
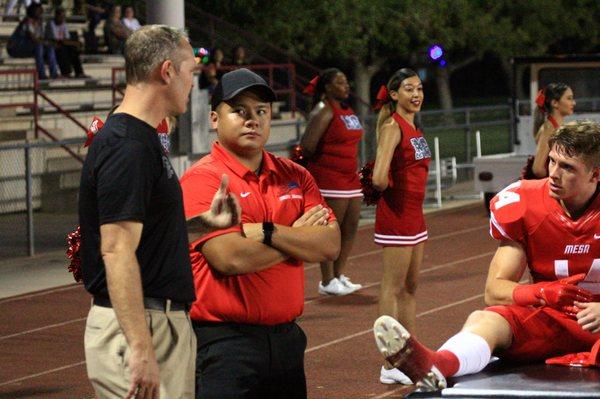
[373,121,600,391]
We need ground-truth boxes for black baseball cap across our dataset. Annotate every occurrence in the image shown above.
[211,68,277,110]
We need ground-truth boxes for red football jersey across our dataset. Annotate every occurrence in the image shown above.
[490,179,600,295]
[388,112,431,195]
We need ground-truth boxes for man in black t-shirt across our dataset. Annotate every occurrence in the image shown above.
[79,25,224,399]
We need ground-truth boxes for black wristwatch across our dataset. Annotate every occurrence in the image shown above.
[262,222,274,247]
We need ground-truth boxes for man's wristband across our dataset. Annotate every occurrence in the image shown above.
[262,222,274,247]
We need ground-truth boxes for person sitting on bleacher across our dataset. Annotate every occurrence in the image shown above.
[103,4,129,54]
[83,0,111,54]
[44,7,89,78]
[121,5,141,32]
[3,0,40,18]
[6,3,58,80]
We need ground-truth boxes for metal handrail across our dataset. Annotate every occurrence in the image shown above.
[0,69,86,163]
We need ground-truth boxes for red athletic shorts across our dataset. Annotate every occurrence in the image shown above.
[374,190,427,246]
[487,304,600,361]
[307,164,362,199]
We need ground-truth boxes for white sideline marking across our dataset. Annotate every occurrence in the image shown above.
[0,284,81,304]
[0,317,86,341]
[304,251,493,305]
[0,294,486,386]
[0,252,494,339]
[0,361,86,387]
[306,294,484,354]
[304,225,487,271]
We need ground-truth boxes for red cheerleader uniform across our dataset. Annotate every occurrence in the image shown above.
[374,113,431,246]
[305,101,364,198]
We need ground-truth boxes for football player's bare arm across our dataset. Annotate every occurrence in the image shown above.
[484,240,528,306]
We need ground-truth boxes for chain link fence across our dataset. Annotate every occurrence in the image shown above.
[0,138,85,258]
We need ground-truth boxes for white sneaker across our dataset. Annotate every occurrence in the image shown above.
[318,277,356,295]
[380,366,412,385]
[338,274,362,290]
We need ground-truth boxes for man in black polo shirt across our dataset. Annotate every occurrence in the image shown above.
[79,25,203,399]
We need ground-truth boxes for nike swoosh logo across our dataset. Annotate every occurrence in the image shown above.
[240,192,251,198]
[594,234,600,239]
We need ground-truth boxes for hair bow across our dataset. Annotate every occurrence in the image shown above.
[535,89,546,113]
[156,119,169,134]
[303,76,319,95]
[373,85,390,111]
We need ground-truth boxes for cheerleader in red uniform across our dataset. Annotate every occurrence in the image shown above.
[528,83,575,178]
[371,68,430,384]
[301,68,364,296]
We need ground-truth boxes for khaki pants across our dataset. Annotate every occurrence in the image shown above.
[85,304,196,399]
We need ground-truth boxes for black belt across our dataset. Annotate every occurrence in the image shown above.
[93,296,188,312]
[192,320,297,333]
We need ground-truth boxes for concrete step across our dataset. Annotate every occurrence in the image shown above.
[0,19,104,38]
[1,86,114,107]
[0,54,124,80]
[0,110,108,139]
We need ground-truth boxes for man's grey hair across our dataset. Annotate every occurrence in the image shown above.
[124,25,188,84]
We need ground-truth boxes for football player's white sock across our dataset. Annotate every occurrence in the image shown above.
[438,331,491,376]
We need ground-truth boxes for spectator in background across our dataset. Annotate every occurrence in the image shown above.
[121,5,141,32]
[45,7,89,78]
[104,4,129,54]
[3,0,40,18]
[199,63,219,95]
[199,47,224,94]
[84,0,111,53]
[231,44,248,66]
[7,3,58,80]
[209,47,224,75]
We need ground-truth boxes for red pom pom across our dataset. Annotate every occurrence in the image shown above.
[66,226,83,283]
[359,161,383,206]
[289,144,307,167]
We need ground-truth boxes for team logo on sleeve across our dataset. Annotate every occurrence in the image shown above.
[410,137,431,160]
[340,115,363,130]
